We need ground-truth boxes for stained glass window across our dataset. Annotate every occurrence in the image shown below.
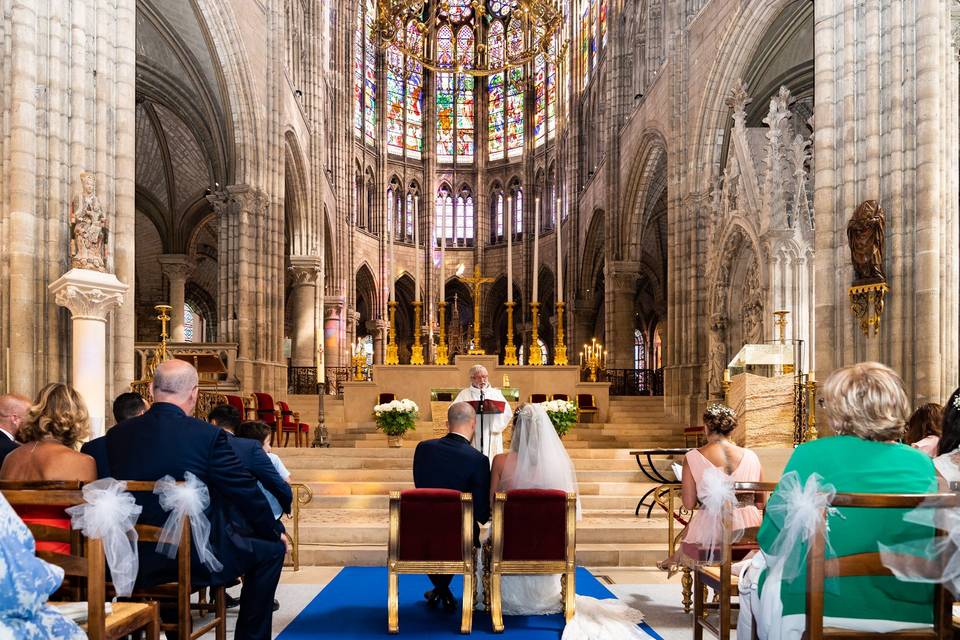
[505,19,524,157]
[534,54,547,147]
[405,22,424,158]
[455,26,475,163]
[353,9,364,138]
[580,0,590,85]
[547,42,557,140]
[492,191,504,241]
[363,0,376,145]
[599,0,608,48]
[436,184,474,246]
[590,0,598,64]
[436,185,453,243]
[513,187,523,237]
[386,38,405,155]
[487,20,506,160]
[405,191,415,241]
[184,303,197,342]
[436,26,455,163]
[634,329,647,370]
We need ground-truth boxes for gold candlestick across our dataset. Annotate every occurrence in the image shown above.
[352,346,366,381]
[773,310,789,344]
[806,374,818,440]
[528,302,542,366]
[554,301,568,365]
[436,300,449,365]
[503,301,518,365]
[580,338,604,382]
[410,300,424,365]
[385,300,399,365]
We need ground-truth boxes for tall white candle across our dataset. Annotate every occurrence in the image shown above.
[388,195,395,302]
[533,196,540,303]
[556,197,563,303]
[413,195,420,303]
[439,196,446,306]
[506,192,513,303]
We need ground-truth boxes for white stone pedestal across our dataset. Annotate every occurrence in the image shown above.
[49,268,128,438]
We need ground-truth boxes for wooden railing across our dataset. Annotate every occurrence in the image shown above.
[601,368,664,396]
[287,366,354,397]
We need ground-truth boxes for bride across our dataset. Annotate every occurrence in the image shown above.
[485,404,654,639]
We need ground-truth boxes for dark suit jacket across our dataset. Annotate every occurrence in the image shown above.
[224,432,293,515]
[105,402,279,587]
[413,433,491,542]
[0,433,18,468]
[80,435,109,478]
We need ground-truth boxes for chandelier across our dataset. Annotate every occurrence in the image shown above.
[373,0,566,77]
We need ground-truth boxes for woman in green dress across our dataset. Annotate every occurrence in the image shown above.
[738,362,937,639]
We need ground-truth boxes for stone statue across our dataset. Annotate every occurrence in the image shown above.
[708,315,728,396]
[847,200,885,284]
[70,172,109,271]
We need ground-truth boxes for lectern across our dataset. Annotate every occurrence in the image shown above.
[465,398,506,457]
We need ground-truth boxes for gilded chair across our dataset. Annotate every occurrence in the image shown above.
[552,393,569,402]
[487,489,577,633]
[530,393,548,404]
[387,489,475,634]
[575,394,597,423]
[379,392,397,405]
[277,400,310,447]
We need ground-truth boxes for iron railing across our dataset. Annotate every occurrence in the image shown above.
[287,366,355,397]
[601,368,664,396]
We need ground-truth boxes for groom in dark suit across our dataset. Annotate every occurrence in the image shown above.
[413,401,491,612]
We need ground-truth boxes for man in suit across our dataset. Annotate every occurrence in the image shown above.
[82,391,148,478]
[0,394,30,467]
[105,359,284,640]
[412,401,491,611]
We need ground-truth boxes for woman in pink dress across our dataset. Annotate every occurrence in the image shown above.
[676,404,764,564]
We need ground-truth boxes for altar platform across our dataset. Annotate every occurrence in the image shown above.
[341,354,611,422]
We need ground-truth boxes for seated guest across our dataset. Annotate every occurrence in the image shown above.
[932,389,960,484]
[105,360,284,640]
[0,384,96,555]
[0,393,30,466]
[905,402,943,457]
[234,420,292,523]
[81,391,149,477]
[661,403,763,568]
[0,491,85,639]
[738,362,937,640]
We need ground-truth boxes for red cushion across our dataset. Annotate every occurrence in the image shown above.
[576,394,596,409]
[378,393,396,404]
[531,394,548,403]
[501,489,568,562]
[226,395,245,413]
[553,393,569,401]
[253,393,277,426]
[282,421,310,433]
[397,489,464,562]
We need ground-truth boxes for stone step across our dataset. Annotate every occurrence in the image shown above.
[289,468,654,483]
[304,494,668,512]
[282,456,644,471]
[341,438,675,449]
[275,446,648,459]
[301,480,660,496]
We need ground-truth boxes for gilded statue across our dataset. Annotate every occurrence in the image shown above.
[847,200,885,284]
[70,172,109,271]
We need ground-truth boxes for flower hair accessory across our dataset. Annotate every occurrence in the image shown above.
[705,403,735,420]
[952,394,960,411]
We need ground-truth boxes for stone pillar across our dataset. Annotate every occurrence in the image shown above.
[288,256,321,367]
[604,261,640,368]
[372,320,387,365]
[158,255,195,342]
[324,296,345,368]
[49,269,127,438]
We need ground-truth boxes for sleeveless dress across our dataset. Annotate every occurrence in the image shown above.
[679,447,763,561]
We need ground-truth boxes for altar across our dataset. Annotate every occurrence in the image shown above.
[341,354,611,423]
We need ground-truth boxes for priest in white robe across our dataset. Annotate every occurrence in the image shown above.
[453,365,513,462]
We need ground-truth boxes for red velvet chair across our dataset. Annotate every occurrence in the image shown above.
[251,393,280,445]
[224,394,247,419]
[530,393,548,404]
[277,401,310,447]
[552,393,569,401]
[387,489,474,634]
[487,489,577,632]
[378,392,396,405]
[575,394,597,423]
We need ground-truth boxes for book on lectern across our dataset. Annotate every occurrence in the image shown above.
[464,399,506,415]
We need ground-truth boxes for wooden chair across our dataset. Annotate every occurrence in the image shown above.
[1,482,160,640]
[379,392,396,404]
[277,400,310,447]
[552,393,569,402]
[387,489,474,634]
[530,393,548,404]
[576,394,598,423]
[122,481,227,640]
[692,481,777,640]
[251,392,281,444]
[224,394,251,420]
[487,489,577,633]
[803,491,960,639]
[685,425,706,448]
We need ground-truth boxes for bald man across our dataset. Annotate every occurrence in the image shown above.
[0,393,30,467]
[105,360,284,640]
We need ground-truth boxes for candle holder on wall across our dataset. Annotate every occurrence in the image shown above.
[503,301,518,366]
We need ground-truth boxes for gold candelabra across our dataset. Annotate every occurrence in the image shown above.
[773,310,789,344]
[503,301,518,366]
[435,300,450,365]
[580,338,605,382]
[722,369,731,405]
[410,300,424,365]
[554,301,568,366]
[528,301,543,366]
[806,373,819,440]
[385,300,399,365]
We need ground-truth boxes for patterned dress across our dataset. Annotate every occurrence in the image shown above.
[0,491,86,639]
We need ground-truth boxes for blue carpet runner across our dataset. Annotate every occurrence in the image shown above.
[277,566,663,638]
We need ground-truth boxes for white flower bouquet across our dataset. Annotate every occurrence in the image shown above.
[373,398,420,436]
[541,399,578,437]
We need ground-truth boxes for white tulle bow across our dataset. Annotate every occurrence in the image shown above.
[65,478,142,596]
[765,471,837,582]
[154,472,223,573]
[696,466,739,560]
[879,497,960,596]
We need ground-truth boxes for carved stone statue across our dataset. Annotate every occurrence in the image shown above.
[708,315,728,396]
[70,172,109,271]
[847,200,885,284]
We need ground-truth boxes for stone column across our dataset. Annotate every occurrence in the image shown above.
[373,319,387,365]
[158,255,195,342]
[604,261,640,368]
[49,269,127,438]
[288,256,321,367]
[324,296,345,368]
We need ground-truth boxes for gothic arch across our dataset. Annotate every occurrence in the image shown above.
[621,133,668,263]
[284,130,313,256]
[355,263,379,336]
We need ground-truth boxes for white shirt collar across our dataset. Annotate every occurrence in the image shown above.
[0,428,15,442]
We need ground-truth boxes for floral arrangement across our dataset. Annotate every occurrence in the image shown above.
[542,399,578,437]
[373,399,419,436]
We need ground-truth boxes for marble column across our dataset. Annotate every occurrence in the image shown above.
[324,296,345,368]
[158,255,195,342]
[373,319,388,365]
[49,269,127,437]
[604,261,640,368]
[288,256,321,367]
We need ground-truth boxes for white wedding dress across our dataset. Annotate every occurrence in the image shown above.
[479,405,655,639]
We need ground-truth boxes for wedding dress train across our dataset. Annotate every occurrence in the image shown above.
[482,404,656,639]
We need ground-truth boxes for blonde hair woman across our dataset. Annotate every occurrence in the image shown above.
[740,362,937,639]
[0,383,97,554]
